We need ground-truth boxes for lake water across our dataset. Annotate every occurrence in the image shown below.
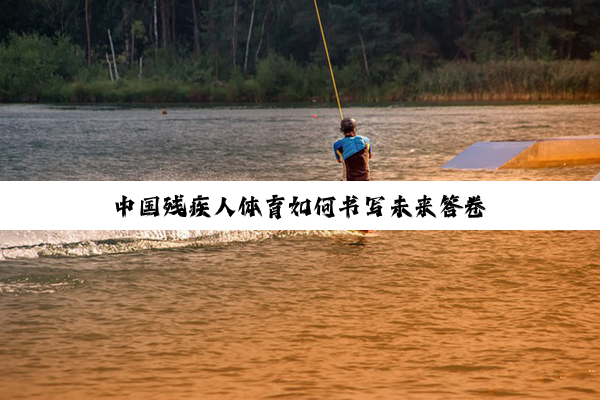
[1,104,600,181]
[0,104,599,399]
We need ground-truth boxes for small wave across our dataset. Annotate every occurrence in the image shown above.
[0,230,349,261]
[431,365,504,372]
[0,274,84,295]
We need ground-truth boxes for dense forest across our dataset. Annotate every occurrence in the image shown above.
[1,0,599,103]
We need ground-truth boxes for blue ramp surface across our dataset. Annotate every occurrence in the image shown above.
[593,172,600,181]
[442,141,535,170]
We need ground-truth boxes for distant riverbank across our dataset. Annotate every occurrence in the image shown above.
[4,59,599,105]
[1,35,599,104]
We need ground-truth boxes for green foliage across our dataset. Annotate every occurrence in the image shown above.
[2,0,600,104]
[131,20,146,41]
[0,33,83,100]
[255,54,305,101]
[386,61,424,101]
[3,0,600,76]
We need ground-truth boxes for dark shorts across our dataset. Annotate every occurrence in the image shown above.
[345,148,370,181]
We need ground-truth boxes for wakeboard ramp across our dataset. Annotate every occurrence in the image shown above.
[443,136,600,170]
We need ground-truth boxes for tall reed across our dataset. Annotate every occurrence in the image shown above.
[416,60,600,102]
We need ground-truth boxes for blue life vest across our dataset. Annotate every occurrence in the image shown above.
[333,136,371,161]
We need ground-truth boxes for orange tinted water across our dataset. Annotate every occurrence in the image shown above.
[0,230,598,399]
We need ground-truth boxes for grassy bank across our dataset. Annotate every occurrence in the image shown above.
[11,61,600,104]
[417,60,600,102]
[54,60,600,104]
[8,59,600,104]
[1,34,599,104]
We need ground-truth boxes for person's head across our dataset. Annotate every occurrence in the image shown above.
[340,117,357,136]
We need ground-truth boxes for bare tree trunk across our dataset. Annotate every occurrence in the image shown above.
[153,0,159,53]
[244,0,257,72]
[139,56,143,79]
[107,29,119,80]
[358,33,370,77]
[254,1,270,63]
[232,0,238,67]
[170,0,176,46]
[131,26,135,66]
[160,0,169,49]
[106,53,114,81]
[191,0,200,54]
[85,0,91,66]
[208,0,219,78]
[125,28,130,67]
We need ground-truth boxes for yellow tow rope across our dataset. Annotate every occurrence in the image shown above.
[313,0,344,120]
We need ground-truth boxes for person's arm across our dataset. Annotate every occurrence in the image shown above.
[333,141,343,163]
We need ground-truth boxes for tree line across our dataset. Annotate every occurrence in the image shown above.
[1,0,599,102]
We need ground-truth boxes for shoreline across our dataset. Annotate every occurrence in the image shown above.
[2,99,599,108]
[3,82,598,106]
